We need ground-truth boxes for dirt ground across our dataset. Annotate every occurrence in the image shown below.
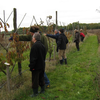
[87,29,100,34]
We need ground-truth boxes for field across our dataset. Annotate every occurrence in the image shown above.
[0,32,100,100]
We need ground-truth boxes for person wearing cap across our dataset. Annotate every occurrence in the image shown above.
[44,29,59,52]
[29,26,50,88]
[57,28,68,64]
[8,25,50,88]
[9,36,13,41]
[80,29,85,42]
[29,33,46,97]
[74,29,80,51]
[19,26,48,54]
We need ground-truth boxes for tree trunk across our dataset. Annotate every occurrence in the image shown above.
[18,62,22,76]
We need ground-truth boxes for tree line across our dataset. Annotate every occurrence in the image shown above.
[1,22,100,35]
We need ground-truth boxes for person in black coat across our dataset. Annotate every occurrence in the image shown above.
[74,29,80,51]
[29,33,46,97]
[57,29,68,64]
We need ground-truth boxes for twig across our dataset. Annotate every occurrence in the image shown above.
[1,69,6,75]
[10,62,16,74]
[0,43,8,52]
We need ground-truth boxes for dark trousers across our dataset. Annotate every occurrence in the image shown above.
[32,70,45,89]
[44,72,50,85]
[76,42,79,51]
[81,37,84,42]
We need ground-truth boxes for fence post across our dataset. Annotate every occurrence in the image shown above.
[55,11,58,29]
[4,62,10,93]
[72,23,74,42]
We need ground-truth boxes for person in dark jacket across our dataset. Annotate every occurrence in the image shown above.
[74,29,80,51]
[9,25,50,88]
[44,29,59,52]
[57,29,68,64]
[29,33,46,97]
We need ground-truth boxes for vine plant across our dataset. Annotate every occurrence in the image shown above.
[0,21,30,75]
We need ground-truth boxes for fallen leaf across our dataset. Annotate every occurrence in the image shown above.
[55,96,59,98]
[58,89,63,91]
[41,97,45,99]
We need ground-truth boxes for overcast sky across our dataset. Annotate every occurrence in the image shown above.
[0,0,100,31]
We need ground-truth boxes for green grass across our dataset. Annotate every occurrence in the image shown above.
[1,35,100,100]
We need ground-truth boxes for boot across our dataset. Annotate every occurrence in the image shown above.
[77,49,79,51]
[30,88,38,97]
[60,60,63,64]
[65,59,67,64]
[39,85,45,94]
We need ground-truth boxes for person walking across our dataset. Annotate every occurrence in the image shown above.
[9,25,50,88]
[29,33,46,97]
[74,29,80,51]
[44,29,59,52]
[80,29,85,42]
[57,29,68,64]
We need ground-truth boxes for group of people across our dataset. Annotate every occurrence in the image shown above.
[29,26,68,97]
[44,28,68,64]
[74,29,85,51]
[9,25,85,97]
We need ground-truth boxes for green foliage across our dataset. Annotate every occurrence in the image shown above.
[46,25,54,60]
[67,22,100,30]
[0,33,30,74]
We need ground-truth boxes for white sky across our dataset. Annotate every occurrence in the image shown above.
[0,0,100,31]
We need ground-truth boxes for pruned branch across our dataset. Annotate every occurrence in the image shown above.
[0,18,5,24]
[10,62,16,74]
[1,69,6,75]
[0,43,8,52]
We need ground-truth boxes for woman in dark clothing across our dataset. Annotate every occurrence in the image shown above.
[57,29,68,64]
[74,29,80,51]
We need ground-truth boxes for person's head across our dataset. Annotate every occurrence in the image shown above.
[59,28,64,34]
[30,25,39,36]
[74,29,79,33]
[80,29,83,32]
[54,29,58,34]
[32,32,41,43]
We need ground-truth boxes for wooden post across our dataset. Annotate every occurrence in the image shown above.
[72,23,74,42]
[3,10,6,40]
[13,8,22,76]
[55,11,58,29]
[5,62,10,93]
[13,8,17,33]
[78,21,79,31]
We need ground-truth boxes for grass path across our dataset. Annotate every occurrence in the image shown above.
[44,35,100,100]
[9,35,100,100]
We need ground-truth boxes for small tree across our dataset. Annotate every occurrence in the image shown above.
[0,21,30,75]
